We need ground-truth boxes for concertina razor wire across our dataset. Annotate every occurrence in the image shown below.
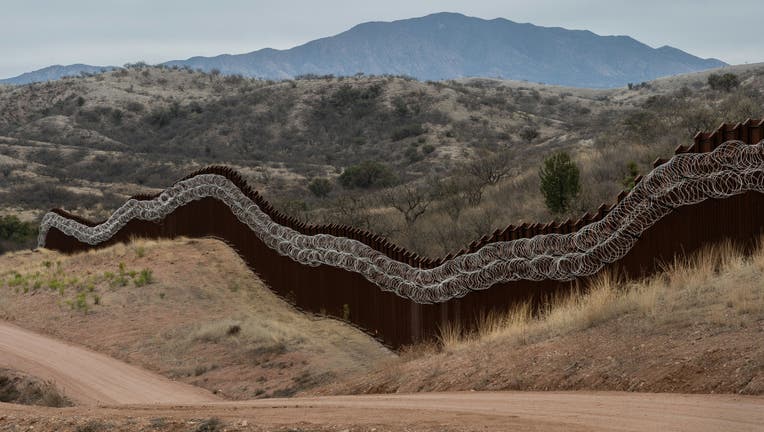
[38,140,764,304]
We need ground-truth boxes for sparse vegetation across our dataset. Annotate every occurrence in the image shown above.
[328,240,764,395]
[0,369,72,407]
[1,64,763,256]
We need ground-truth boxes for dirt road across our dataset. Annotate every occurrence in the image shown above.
[1,321,762,431]
[0,322,218,405]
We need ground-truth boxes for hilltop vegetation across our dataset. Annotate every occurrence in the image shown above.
[0,63,763,256]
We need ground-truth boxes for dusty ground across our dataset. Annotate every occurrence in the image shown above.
[0,322,217,405]
[1,392,762,432]
[0,308,761,431]
[0,238,389,400]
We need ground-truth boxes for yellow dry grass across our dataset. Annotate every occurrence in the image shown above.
[438,239,764,352]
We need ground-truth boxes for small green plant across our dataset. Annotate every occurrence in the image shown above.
[342,303,351,321]
[68,292,88,312]
[93,294,101,305]
[158,292,165,300]
[135,246,145,258]
[48,278,63,291]
[110,264,129,287]
[134,269,154,287]
[621,161,639,190]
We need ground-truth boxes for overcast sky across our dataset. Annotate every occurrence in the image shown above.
[1,0,761,79]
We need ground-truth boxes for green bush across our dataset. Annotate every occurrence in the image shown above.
[308,178,333,198]
[707,73,739,92]
[539,152,581,214]
[0,216,36,242]
[338,161,397,189]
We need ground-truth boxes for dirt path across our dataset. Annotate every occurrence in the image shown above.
[2,392,763,431]
[1,321,762,431]
[0,321,218,405]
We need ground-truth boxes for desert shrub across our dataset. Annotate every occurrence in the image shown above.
[519,126,539,144]
[308,178,333,198]
[391,124,426,141]
[125,101,145,113]
[0,371,72,407]
[0,216,36,242]
[708,73,740,92]
[338,161,397,189]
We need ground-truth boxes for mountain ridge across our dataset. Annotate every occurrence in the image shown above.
[165,12,725,87]
[0,64,115,86]
[1,12,727,88]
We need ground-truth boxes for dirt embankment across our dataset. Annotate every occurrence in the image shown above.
[318,243,764,397]
[0,238,389,400]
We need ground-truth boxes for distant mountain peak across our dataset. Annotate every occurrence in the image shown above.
[3,13,727,88]
[161,13,725,88]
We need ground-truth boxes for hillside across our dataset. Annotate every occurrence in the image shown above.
[1,62,763,256]
[0,238,389,399]
[162,12,725,87]
[318,242,764,396]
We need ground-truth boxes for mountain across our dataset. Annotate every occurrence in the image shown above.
[163,12,726,88]
[0,64,115,86]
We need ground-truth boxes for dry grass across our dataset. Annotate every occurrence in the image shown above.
[439,240,763,352]
[0,368,72,407]
[318,239,764,396]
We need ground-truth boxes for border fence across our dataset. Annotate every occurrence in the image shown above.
[39,119,764,348]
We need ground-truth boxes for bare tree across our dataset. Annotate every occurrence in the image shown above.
[384,184,433,226]
[466,151,515,186]
[436,176,485,221]
[332,195,373,230]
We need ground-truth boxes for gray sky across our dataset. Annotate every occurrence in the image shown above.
[1,0,762,79]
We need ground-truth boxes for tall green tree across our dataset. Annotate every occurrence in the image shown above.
[539,152,581,214]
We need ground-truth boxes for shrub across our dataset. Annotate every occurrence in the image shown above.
[707,73,739,92]
[539,152,581,214]
[519,126,539,144]
[338,161,397,189]
[0,216,36,242]
[134,269,154,287]
[308,178,333,198]
[391,124,426,141]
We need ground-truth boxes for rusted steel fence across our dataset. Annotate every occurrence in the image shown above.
[41,119,764,348]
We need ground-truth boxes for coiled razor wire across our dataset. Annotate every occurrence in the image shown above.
[38,140,764,304]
